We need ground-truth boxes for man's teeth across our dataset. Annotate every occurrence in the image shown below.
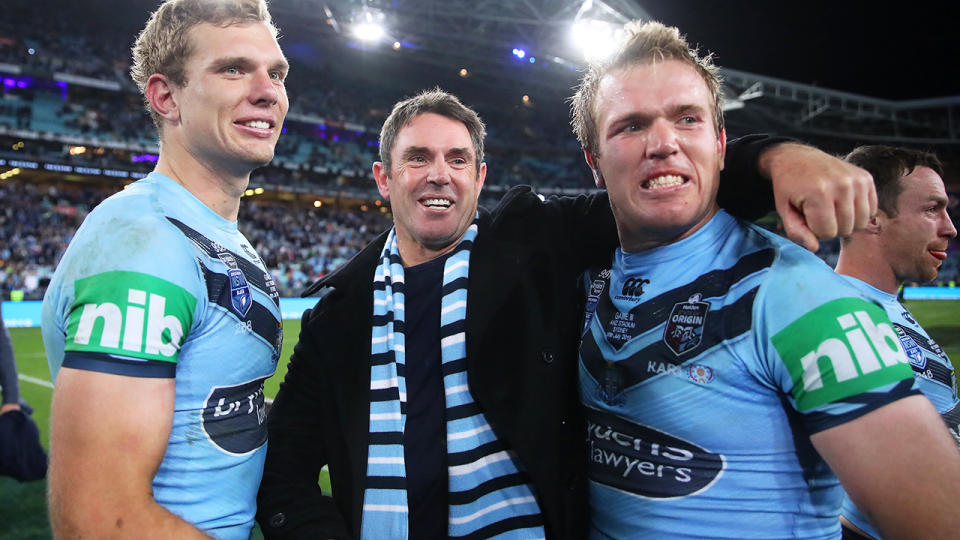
[423,198,452,208]
[243,120,271,129]
[644,175,685,189]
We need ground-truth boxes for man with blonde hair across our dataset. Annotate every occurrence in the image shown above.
[572,21,960,538]
[42,0,288,537]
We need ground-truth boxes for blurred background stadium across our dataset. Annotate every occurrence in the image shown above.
[1,0,958,537]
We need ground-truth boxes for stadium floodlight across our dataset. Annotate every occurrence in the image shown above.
[352,9,385,42]
[570,0,628,62]
[512,48,526,59]
[570,18,623,62]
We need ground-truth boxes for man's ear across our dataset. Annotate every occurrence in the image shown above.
[717,127,727,171]
[584,150,605,188]
[867,212,886,234]
[372,162,390,199]
[145,73,180,124]
[474,162,487,199]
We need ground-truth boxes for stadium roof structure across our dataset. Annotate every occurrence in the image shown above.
[271,0,960,151]
[271,0,654,97]
[276,0,649,78]
[17,0,959,151]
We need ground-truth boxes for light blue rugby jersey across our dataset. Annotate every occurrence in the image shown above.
[578,210,917,540]
[839,275,959,540]
[42,172,282,539]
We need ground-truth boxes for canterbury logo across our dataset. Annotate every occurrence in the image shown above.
[621,277,650,297]
[74,288,184,357]
[800,310,907,391]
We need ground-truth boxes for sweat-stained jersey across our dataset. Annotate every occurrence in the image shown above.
[839,275,959,539]
[579,210,917,540]
[42,172,282,540]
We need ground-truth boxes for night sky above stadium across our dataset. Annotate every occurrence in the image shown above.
[43,0,960,101]
[643,0,958,100]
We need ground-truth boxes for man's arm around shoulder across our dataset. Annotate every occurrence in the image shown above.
[49,367,208,538]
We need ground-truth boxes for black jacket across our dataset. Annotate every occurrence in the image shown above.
[258,187,616,539]
[257,136,782,539]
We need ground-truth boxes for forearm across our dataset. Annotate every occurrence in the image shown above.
[814,395,960,539]
[717,134,792,221]
[50,486,210,539]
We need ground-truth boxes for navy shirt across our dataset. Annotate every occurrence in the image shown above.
[403,255,448,539]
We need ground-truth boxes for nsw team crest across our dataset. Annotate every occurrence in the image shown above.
[894,325,925,369]
[664,293,710,356]
[229,269,252,317]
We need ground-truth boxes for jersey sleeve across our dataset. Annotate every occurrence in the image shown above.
[51,209,203,379]
[753,248,918,434]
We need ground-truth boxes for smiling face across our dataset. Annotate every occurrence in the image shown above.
[373,112,486,266]
[879,166,957,284]
[586,60,726,252]
[169,21,289,178]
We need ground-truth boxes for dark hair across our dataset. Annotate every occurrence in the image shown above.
[378,88,486,174]
[844,145,943,216]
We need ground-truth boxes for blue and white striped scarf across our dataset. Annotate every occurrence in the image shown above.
[361,219,546,539]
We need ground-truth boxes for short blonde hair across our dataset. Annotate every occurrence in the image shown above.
[570,21,724,157]
[130,0,278,132]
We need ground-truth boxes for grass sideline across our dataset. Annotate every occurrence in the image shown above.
[2,300,958,538]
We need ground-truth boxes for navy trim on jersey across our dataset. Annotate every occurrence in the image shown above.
[166,217,280,306]
[801,379,919,434]
[200,265,283,350]
[595,248,774,350]
[582,287,759,391]
[895,323,942,357]
[63,350,177,378]
[894,323,954,386]
[912,353,955,388]
[941,403,960,432]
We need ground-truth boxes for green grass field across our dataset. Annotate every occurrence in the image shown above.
[2,300,959,538]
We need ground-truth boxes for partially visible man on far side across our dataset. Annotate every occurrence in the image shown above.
[835,145,959,540]
[571,20,960,539]
[41,0,288,537]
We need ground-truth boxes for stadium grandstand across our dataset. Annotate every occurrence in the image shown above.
[1,0,959,300]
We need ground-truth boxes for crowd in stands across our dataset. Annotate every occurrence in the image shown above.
[0,178,392,300]
[3,177,958,304]
[1,2,958,301]
[1,0,597,191]
[239,199,390,294]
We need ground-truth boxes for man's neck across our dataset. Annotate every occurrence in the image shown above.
[154,146,248,222]
[618,207,720,254]
[397,239,459,268]
[836,245,899,295]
